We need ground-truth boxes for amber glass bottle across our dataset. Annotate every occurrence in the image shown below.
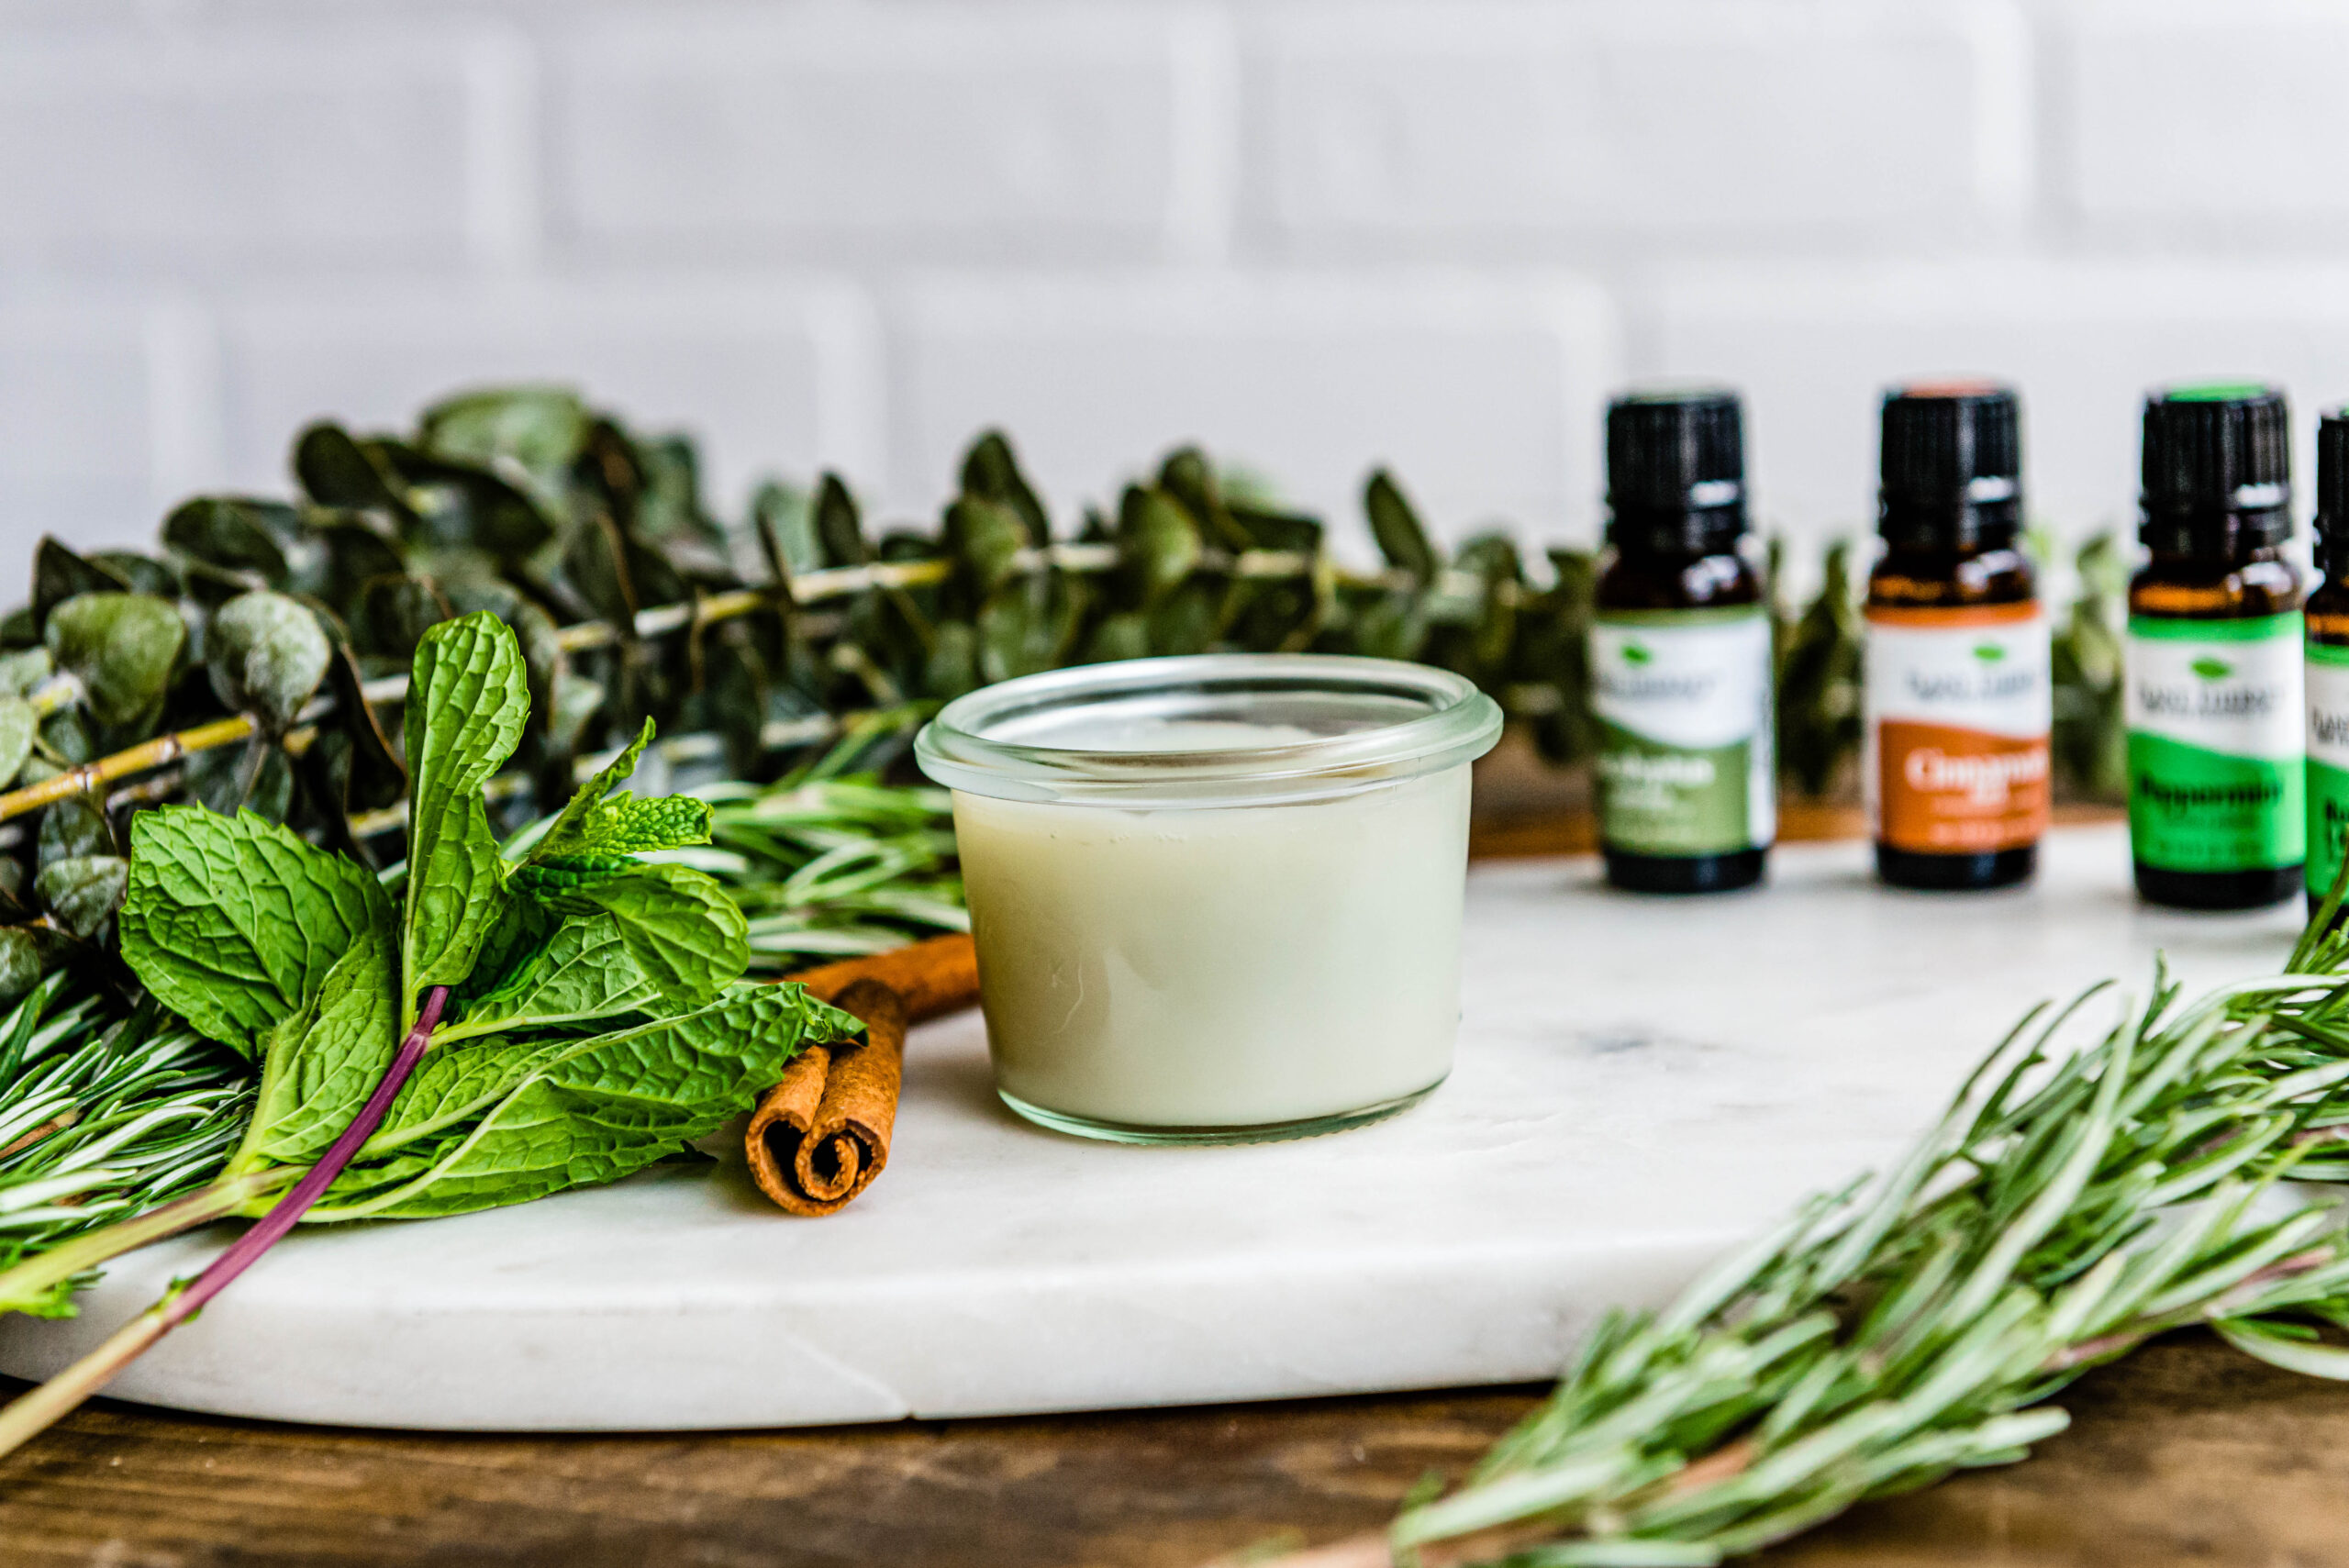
[1591,388,1774,894]
[2310,411,2349,911]
[1864,384,2051,891]
[2126,385,2303,911]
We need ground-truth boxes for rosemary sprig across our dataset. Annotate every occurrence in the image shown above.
[0,974,251,1318]
[1275,898,2349,1567]
[688,719,964,970]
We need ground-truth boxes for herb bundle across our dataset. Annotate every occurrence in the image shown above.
[0,612,858,1451]
[1280,892,2349,1567]
[0,977,249,1293]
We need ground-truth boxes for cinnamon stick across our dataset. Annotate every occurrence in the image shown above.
[744,933,980,1217]
[789,931,978,1021]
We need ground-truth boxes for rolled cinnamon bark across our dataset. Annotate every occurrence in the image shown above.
[789,931,977,1021]
[743,933,981,1217]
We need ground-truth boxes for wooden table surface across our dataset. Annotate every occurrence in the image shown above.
[7,790,2343,1568]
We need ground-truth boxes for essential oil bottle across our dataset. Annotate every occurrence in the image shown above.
[2305,411,2349,910]
[1590,387,1774,894]
[1864,383,2052,890]
[2126,384,2304,910]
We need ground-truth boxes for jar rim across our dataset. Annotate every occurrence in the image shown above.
[913,653,1504,806]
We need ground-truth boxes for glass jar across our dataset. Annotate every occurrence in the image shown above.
[914,653,1503,1145]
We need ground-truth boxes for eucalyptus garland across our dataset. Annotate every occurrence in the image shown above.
[0,384,2129,1006]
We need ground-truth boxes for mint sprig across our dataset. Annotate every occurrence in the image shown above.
[0,612,856,1452]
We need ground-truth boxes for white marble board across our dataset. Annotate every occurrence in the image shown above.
[0,824,2310,1432]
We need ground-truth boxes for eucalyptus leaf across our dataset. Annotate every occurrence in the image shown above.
[813,474,868,568]
[752,480,819,581]
[185,735,295,822]
[294,423,418,527]
[961,428,1051,542]
[0,697,35,791]
[417,386,588,514]
[1364,469,1439,584]
[944,496,1030,596]
[0,930,43,1006]
[33,854,127,940]
[31,539,130,636]
[86,551,179,599]
[161,498,294,587]
[0,649,50,701]
[1119,485,1201,601]
[206,592,332,730]
[561,513,640,628]
[44,593,185,733]
[353,574,451,663]
[37,795,112,868]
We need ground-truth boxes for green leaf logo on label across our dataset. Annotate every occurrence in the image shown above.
[2191,656,2233,681]
[1621,642,1653,667]
[1972,643,2006,664]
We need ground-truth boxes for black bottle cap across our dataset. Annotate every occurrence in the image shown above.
[2320,408,2349,573]
[1877,381,2021,550]
[1605,386,1746,553]
[2140,384,2291,556]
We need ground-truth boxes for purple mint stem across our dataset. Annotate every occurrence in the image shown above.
[156,985,450,1331]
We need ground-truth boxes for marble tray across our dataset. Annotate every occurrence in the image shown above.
[0,824,2308,1432]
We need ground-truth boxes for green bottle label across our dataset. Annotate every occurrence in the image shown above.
[2124,614,2305,873]
[2308,641,2349,899]
[1591,607,1774,856]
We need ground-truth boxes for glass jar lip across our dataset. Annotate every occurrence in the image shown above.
[914,653,1504,807]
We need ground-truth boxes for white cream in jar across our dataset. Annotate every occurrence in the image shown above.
[915,656,1502,1144]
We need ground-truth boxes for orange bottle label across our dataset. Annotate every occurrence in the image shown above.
[1864,603,2053,854]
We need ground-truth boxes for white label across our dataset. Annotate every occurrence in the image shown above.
[1862,609,2052,837]
[1863,612,2052,737]
[1590,612,1775,847]
[1590,614,1772,750]
[2126,627,2302,762]
[2310,657,2349,769]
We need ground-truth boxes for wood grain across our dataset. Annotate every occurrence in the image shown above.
[4,1333,2347,1566]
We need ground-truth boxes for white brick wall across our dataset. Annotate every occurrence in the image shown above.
[2056,0,2349,235]
[552,5,1227,264]
[0,0,2344,602]
[1249,1,2031,250]
[888,272,1616,547]
[216,278,880,512]
[0,25,533,272]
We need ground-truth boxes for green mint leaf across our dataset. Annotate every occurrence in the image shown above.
[243,921,401,1165]
[401,612,529,1020]
[529,717,714,862]
[574,795,713,857]
[119,806,390,1056]
[443,911,667,1041]
[553,863,748,1013]
[529,717,654,861]
[326,984,859,1218]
